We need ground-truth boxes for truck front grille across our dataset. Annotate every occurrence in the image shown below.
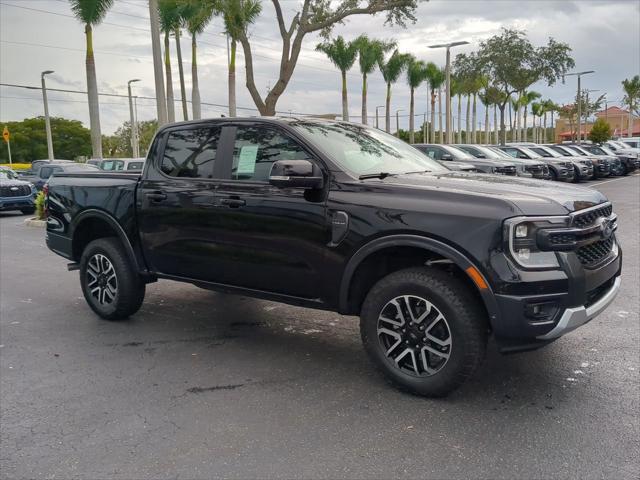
[0,185,31,197]
[495,166,517,176]
[576,237,614,267]
[573,204,613,228]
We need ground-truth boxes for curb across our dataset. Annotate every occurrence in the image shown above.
[24,217,46,228]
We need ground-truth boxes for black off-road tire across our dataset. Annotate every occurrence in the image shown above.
[360,267,487,397]
[79,237,145,320]
[549,168,558,181]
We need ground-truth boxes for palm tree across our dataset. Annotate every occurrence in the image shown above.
[531,102,544,143]
[469,76,484,144]
[406,57,427,143]
[622,75,640,137]
[424,62,445,144]
[378,49,410,132]
[521,90,541,142]
[543,100,559,143]
[215,0,262,117]
[158,0,182,123]
[450,75,463,143]
[69,0,114,158]
[355,35,393,125]
[181,2,214,120]
[316,36,358,122]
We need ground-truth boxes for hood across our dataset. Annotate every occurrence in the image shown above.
[375,171,606,215]
[462,158,515,168]
[0,178,33,188]
[439,161,477,171]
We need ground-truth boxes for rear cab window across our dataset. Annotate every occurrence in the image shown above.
[160,127,221,179]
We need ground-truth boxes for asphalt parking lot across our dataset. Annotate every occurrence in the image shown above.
[1,174,639,479]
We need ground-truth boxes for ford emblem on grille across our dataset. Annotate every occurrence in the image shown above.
[600,218,615,239]
[10,186,18,191]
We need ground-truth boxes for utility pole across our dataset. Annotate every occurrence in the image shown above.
[563,70,594,144]
[375,106,384,129]
[149,0,168,126]
[128,79,141,158]
[41,70,55,161]
[429,40,469,144]
[396,109,404,138]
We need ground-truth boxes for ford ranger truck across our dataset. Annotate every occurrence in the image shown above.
[44,118,622,397]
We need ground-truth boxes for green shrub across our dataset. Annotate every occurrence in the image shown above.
[34,191,46,220]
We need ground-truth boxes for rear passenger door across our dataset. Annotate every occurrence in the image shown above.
[137,124,225,281]
[210,123,330,298]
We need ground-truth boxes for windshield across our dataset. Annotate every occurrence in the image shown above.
[0,169,18,180]
[485,146,514,159]
[442,145,476,160]
[519,147,543,158]
[568,146,590,156]
[587,146,606,155]
[599,146,616,155]
[291,121,447,177]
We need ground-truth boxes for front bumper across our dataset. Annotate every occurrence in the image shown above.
[489,240,622,353]
[0,196,35,211]
[537,276,620,340]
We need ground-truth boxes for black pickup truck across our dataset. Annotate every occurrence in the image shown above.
[45,118,622,397]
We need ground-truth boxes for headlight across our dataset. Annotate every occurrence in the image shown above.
[503,216,569,269]
[30,183,36,192]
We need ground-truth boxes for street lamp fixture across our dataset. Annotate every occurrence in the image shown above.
[563,70,595,144]
[429,40,470,144]
[128,79,141,158]
[375,105,385,129]
[41,70,55,161]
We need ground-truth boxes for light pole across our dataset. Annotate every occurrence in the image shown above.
[395,109,404,137]
[375,105,385,129]
[429,40,469,144]
[128,79,141,158]
[563,70,594,144]
[41,70,55,161]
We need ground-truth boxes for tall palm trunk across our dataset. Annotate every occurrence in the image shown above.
[409,87,415,143]
[457,94,462,144]
[164,31,175,123]
[543,112,547,143]
[465,94,471,143]
[361,73,368,125]
[472,93,477,143]
[493,105,498,144]
[438,87,443,144]
[550,111,555,142]
[484,105,489,144]
[523,105,528,142]
[385,82,391,132]
[430,89,436,143]
[191,33,201,120]
[174,28,188,121]
[508,100,513,141]
[229,39,237,117]
[85,24,102,158]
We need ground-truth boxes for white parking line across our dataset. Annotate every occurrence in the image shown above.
[589,174,640,188]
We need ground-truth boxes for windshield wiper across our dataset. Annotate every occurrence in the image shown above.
[402,170,432,175]
[359,172,392,180]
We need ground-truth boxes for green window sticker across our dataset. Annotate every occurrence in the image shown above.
[237,145,259,174]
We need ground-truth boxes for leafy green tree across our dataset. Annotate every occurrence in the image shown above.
[0,117,91,163]
[316,36,359,122]
[69,0,114,158]
[621,75,640,136]
[378,49,411,132]
[102,120,158,158]
[406,57,427,143]
[588,117,612,144]
[226,0,420,115]
[355,35,394,125]
[475,28,574,144]
[158,0,183,122]
[213,0,262,117]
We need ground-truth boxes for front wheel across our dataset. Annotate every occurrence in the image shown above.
[79,237,145,320]
[360,267,487,397]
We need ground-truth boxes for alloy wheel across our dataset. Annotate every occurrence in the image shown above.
[86,253,118,306]
[377,295,452,376]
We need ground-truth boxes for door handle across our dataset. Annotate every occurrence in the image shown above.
[220,198,246,208]
[146,191,167,202]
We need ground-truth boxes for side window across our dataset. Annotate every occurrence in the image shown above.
[40,167,52,179]
[161,127,220,178]
[231,126,310,182]
[127,162,143,171]
[419,147,439,160]
[502,148,518,158]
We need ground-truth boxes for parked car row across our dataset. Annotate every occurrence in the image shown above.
[0,166,37,214]
[413,141,640,183]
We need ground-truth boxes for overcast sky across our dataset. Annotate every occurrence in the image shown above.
[1,0,639,134]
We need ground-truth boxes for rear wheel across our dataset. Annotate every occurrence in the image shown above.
[572,166,581,183]
[79,237,145,320]
[549,168,558,181]
[20,207,35,215]
[360,267,487,397]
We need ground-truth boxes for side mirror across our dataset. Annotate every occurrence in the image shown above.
[269,159,324,189]
[476,153,487,158]
[441,154,453,161]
